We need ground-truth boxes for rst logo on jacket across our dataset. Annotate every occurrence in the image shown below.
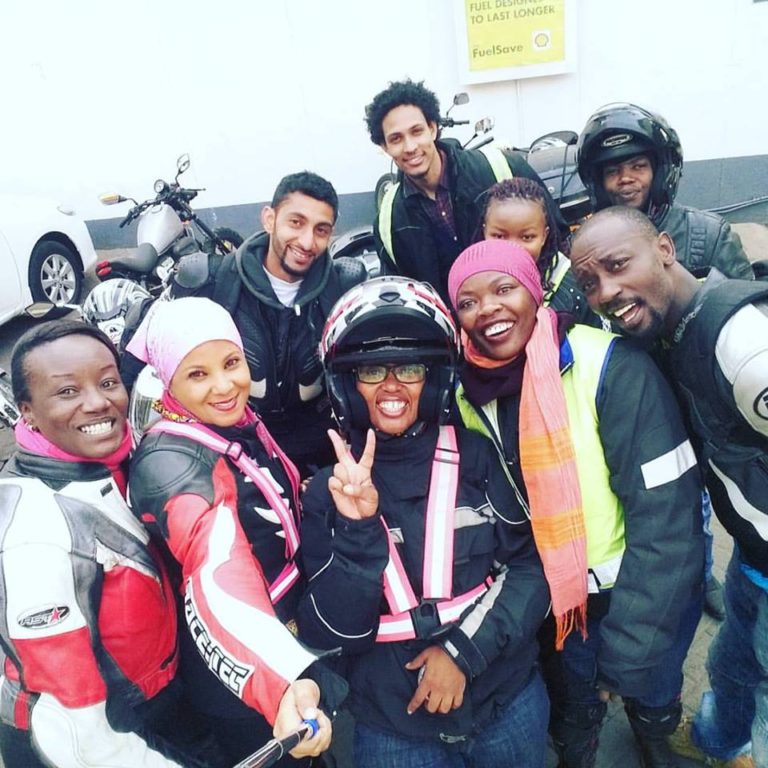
[184,591,252,697]
[18,605,70,629]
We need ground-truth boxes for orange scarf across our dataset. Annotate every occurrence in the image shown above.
[519,307,588,649]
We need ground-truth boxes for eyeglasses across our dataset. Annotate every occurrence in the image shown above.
[354,363,427,384]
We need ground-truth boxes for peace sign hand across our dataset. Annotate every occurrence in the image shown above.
[326,429,378,520]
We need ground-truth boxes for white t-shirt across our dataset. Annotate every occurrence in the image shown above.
[265,270,302,308]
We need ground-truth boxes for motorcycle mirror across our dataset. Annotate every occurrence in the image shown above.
[99,192,125,206]
[176,153,191,174]
[529,130,579,152]
[446,91,470,118]
[475,117,494,134]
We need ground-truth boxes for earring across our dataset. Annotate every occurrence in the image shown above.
[26,421,38,433]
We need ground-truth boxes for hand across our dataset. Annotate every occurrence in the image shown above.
[598,687,619,703]
[405,645,466,715]
[274,679,332,759]
[327,429,378,520]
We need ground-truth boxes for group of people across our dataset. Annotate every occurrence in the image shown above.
[0,77,764,768]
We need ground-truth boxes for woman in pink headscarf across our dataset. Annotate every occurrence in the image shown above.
[127,297,343,766]
[448,239,705,766]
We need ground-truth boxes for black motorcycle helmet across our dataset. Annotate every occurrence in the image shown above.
[319,276,459,432]
[577,102,683,226]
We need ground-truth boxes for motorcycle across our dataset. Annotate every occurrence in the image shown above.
[97,154,243,296]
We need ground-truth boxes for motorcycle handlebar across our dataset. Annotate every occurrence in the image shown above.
[439,117,470,128]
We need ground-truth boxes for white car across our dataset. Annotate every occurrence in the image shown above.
[0,194,97,325]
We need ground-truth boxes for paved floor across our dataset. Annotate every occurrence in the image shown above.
[559,516,734,768]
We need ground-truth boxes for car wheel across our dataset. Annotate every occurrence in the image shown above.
[28,240,83,309]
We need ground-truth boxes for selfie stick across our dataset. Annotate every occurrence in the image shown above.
[232,719,319,768]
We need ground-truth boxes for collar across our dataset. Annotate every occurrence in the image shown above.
[236,230,332,309]
[402,149,450,200]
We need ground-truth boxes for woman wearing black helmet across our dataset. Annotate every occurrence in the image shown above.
[296,276,550,767]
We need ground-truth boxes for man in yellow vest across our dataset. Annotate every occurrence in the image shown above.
[365,78,565,305]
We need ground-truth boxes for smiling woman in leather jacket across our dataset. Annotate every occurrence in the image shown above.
[297,276,550,768]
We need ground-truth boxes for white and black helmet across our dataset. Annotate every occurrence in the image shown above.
[82,279,152,346]
[320,276,459,431]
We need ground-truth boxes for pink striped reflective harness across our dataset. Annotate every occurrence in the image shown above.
[149,419,301,604]
[376,425,490,642]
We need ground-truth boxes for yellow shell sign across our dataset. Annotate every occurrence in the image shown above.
[456,0,574,83]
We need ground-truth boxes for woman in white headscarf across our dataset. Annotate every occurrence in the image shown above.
[127,297,344,766]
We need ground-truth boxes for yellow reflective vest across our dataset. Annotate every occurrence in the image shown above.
[456,324,625,591]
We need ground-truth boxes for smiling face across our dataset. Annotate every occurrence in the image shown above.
[380,104,441,186]
[455,271,538,360]
[355,364,425,435]
[570,215,677,340]
[262,192,335,283]
[601,152,653,210]
[169,340,251,427]
[20,335,128,458]
[483,197,550,263]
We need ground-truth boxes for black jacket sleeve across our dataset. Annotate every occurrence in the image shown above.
[296,467,390,653]
[594,340,705,697]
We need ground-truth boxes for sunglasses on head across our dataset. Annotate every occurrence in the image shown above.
[354,363,427,384]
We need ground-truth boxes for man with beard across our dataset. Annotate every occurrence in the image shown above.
[571,205,767,768]
[172,171,366,476]
[577,103,756,621]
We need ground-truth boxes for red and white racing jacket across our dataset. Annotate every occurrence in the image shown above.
[0,451,183,767]
[129,420,319,725]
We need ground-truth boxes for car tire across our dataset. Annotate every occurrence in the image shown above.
[28,240,83,311]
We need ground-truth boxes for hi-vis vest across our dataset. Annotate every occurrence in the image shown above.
[457,324,625,593]
[378,145,513,266]
[376,425,491,642]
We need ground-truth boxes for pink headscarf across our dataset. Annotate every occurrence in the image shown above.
[447,239,544,310]
[126,297,243,388]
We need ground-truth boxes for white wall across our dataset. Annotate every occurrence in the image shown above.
[0,0,766,220]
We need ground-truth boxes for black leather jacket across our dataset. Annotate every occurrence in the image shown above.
[659,203,753,280]
[668,270,768,574]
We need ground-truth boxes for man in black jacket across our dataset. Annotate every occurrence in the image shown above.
[577,102,753,282]
[175,171,366,476]
[577,102,755,622]
[366,78,565,305]
[571,206,767,768]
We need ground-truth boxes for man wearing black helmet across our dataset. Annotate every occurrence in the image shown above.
[577,102,753,282]
[577,103,754,624]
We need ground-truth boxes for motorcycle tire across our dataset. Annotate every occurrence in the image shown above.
[374,173,397,212]
[0,372,20,429]
[28,239,84,314]
[211,226,244,255]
